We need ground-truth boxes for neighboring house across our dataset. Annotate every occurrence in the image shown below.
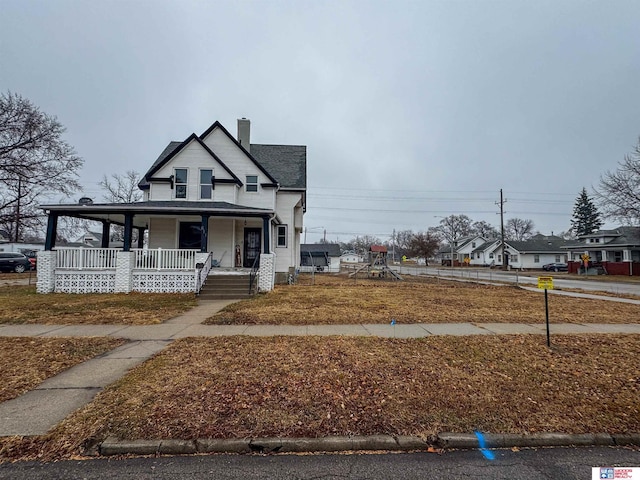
[75,231,123,249]
[300,244,341,273]
[470,240,500,266]
[488,234,569,270]
[340,251,364,264]
[434,235,488,266]
[563,227,640,276]
[0,229,9,242]
[37,118,307,293]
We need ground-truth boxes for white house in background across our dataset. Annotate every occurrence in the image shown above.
[470,239,500,266]
[340,251,364,264]
[300,244,341,273]
[435,235,488,265]
[37,118,307,294]
[487,234,569,270]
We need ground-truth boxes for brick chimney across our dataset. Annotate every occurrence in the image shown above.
[237,118,250,152]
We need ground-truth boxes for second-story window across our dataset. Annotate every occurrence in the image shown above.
[246,175,258,192]
[200,169,213,199]
[174,168,187,199]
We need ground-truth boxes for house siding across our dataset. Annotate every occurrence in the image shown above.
[153,140,236,202]
[274,192,303,274]
[201,129,274,210]
[208,218,234,267]
[148,218,176,248]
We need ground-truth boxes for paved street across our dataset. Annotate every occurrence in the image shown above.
[1,446,639,479]
[393,265,640,296]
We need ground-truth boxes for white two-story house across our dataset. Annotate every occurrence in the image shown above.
[37,118,307,294]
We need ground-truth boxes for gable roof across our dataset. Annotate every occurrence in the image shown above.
[140,120,308,191]
[139,134,242,189]
[300,243,341,256]
[199,121,278,184]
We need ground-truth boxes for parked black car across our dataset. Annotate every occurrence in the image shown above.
[542,262,568,272]
[0,252,32,273]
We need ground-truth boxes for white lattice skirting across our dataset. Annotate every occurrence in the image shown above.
[54,272,116,293]
[132,272,196,293]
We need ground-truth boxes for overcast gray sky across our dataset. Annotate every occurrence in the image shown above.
[1,0,639,243]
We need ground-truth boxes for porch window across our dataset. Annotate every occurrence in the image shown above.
[511,255,518,262]
[555,255,561,262]
[489,253,494,259]
[200,169,213,199]
[534,255,540,263]
[277,225,287,247]
[174,168,187,199]
[246,175,258,192]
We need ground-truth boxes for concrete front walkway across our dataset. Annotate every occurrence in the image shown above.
[1,295,640,438]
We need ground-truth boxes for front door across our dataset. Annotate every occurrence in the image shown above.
[179,222,202,250]
[244,228,261,267]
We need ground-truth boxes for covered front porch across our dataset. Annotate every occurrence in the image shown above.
[37,201,279,294]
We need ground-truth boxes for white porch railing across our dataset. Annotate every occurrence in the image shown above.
[55,247,119,269]
[132,248,199,270]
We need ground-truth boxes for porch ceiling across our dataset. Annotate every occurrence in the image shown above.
[40,201,274,228]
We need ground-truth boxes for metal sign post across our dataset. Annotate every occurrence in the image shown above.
[537,276,554,347]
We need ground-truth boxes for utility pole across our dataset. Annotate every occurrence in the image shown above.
[323,229,326,243]
[496,189,507,270]
[392,229,396,263]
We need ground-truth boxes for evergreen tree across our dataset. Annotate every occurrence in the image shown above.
[571,187,603,236]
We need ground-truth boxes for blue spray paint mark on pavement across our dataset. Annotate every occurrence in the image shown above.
[474,431,495,460]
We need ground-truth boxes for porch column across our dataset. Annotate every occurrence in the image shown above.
[44,213,58,250]
[123,213,133,252]
[200,214,210,253]
[136,227,146,249]
[263,216,270,253]
[101,221,110,248]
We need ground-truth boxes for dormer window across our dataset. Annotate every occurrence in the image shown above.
[174,168,187,199]
[246,175,258,192]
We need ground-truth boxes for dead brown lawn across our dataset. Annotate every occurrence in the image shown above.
[0,337,125,403]
[0,286,197,325]
[2,334,638,461]
[207,275,640,325]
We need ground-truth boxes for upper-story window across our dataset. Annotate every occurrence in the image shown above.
[200,169,213,199]
[246,175,258,192]
[174,168,187,199]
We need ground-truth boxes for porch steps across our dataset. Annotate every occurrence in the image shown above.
[198,274,257,300]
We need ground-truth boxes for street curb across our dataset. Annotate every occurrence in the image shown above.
[99,432,640,456]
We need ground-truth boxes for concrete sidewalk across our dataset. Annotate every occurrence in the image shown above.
[2,321,640,340]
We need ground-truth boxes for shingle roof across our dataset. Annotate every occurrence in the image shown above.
[505,234,569,253]
[300,243,341,256]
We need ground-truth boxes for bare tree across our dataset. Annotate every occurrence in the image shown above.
[432,214,473,244]
[98,170,143,243]
[595,137,640,226]
[470,220,498,239]
[505,217,535,241]
[0,91,83,241]
[99,170,142,204]
[407,231,440,265]
[352,234,382,256]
